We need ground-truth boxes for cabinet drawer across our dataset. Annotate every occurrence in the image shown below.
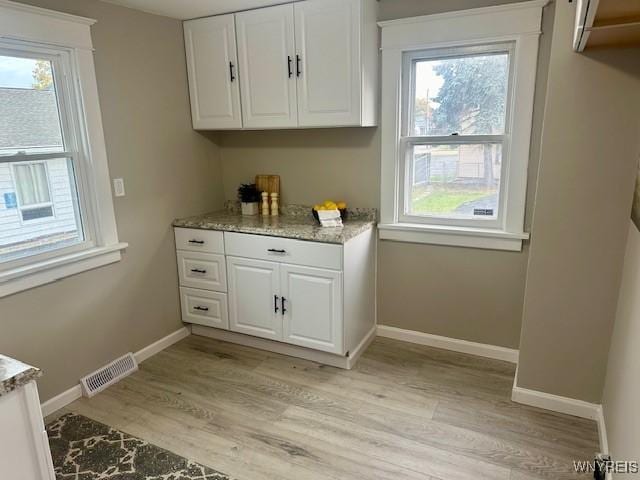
[175,228,224,254]
[180,287,229,329]
[224,232,342,270]
[177,251,227,291]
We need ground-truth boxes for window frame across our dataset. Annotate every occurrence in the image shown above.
[0,2,126,297]
[398,43,514,230]
[378,1,546,251]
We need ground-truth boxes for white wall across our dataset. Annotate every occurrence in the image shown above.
[602,222,640,476]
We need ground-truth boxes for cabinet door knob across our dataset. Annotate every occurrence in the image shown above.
[193,306,209,312]
[287,56,293,78]
[274,295,280,313]
[190,268,207,274]
[229,61,236,82]
[281,297,287,315]
[188,239,205,245]
[267,248,286,254]
[296,55,301,77]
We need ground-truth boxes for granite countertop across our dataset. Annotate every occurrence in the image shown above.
[173,204,377,244]
[0,354,41,397]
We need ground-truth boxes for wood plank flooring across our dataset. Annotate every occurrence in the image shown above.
[52,335,599,480]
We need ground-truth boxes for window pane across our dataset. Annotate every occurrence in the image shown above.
[0,54,64,155]
[1,158,83,261]
[412,52,509,136]
[407,144,502,219]
[14,163,51,206]
[13,164,36,205]
[32,163,51,203]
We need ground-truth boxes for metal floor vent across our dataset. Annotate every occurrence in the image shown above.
[80,353,138,397]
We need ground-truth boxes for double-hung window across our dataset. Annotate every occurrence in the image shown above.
[379,2,545,251]
[0,2,126,297]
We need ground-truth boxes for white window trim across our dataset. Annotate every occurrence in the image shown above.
[0,0,127,297]
[378,1,546,251]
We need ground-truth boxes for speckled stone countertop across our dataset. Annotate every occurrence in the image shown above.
[0,354,41,397]
[173,204,377,244]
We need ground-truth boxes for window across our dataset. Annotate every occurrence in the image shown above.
[0,3,126,297]
[401,45,511,227]
[379,2,545,251]
[13,162,55,221]
[1,50,83,259]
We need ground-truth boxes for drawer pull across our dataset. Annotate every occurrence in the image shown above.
[190,268,207,274]
[281,297,287,315]
[274,295,279,313]
[188,239,205,245]
[193,306,209,312]
[267,248,286,254]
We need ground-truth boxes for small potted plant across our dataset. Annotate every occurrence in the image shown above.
[238,183,261,216]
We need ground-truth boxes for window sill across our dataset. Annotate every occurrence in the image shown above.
[378,223,529,251]
[0,243,128,298]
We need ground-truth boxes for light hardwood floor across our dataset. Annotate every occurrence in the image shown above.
[53,334,598,480]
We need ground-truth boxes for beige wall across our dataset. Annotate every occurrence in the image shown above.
[0,0,224,401]
[602,222,640,474]
[517,0,640,402]
[218,0,552,349]
[218,128,380,208]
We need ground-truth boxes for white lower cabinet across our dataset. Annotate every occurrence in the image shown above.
[280,264,342,354]
[177,251,227,291]
[180,287,229,329]
[227,256,282,341]
[175,227,376,364]
[0,382,55,480]
[226,256,343,353]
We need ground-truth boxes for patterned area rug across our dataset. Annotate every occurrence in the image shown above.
[47,413,231,479]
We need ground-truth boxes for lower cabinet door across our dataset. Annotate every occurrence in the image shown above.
[227,256,282,341]
[280,264,343,354]
[180,287,229,329]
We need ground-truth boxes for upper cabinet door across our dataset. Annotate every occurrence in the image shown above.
[184,15,242,129]
[236,5,298,128]
[294,0,362,127]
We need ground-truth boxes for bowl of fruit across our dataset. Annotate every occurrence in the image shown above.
[312,200,347,223]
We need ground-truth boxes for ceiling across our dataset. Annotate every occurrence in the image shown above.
[100,0,302,20]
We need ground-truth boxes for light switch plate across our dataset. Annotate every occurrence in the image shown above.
[113,178,126,197]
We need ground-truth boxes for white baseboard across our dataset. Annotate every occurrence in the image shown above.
[596,405,609,455]
[40,326,191,417]
[41,384,82,418]
[134,326,191,364]
[346,326,377,369]
[511,384,601,420]
[376,325,519,363]
[512,384,609,464]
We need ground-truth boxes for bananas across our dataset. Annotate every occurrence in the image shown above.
[313,200,347,211]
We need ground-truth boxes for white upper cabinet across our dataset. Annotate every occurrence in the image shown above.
[294,0,361,127]
[183,0,378,130]
[236,4,298,128]
[184,15,242,129]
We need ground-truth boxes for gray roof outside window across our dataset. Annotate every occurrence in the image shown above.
[0,88,63,151]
